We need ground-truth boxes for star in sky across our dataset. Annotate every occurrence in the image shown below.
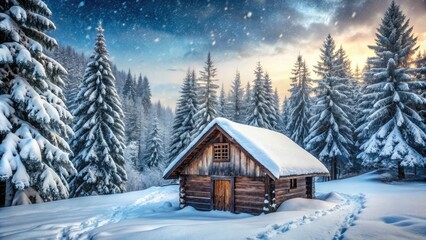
[45,0,426,107]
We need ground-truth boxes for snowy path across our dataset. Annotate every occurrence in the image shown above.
[249,193,366,240]
[1,173,425,240]
[58,190,173,240]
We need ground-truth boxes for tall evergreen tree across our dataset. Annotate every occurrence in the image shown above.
[218,83,227,118]
[169,70,198,162]
[305,34,353,180]
[143,118,164,168]
[122,70,140,143]
[0,0,76,203]
[70,25,127,196]
[193,52,219,136]
[141,76,152,114]
[246,62,273,129]
[281,97,291,136]
[228,71,244,123]
[264,72,279,130]
[287,55,312,147]
[136,74,144,98]
[357,1,426,179]
[122,70,137,103]
[242,81,252,121]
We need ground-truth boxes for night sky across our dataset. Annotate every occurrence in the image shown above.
[45,0,426,107]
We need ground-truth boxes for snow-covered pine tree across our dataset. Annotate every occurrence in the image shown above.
[121,70,140,143]
[263,72,279,130]
[305,34,353,180]
[122,70,137,103]
[218,83,227,118]
[353,65,362,84]
[141,76,152,114]
[357,1,426,179]
[50,46,87,113]
[228,71,244,123]
[281,97,290,136]
[0,0,76,204]
[287,55,312,147]
[168,70,198,162]
[143,118,164,168]
[273,88,281,127]
[242,81,252,122]
[192,52,219,137]
[70,24,127,196]
[246,62,273,129]
[136,74,144,98]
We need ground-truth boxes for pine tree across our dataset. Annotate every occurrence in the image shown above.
[169,70,198,162]
[287,55,312,147]
[143,118,164,168]
[263,72,279,130]
[242,81,252,121]
[357,1,426,179]
[136,74,144,98]
[305,34,353,180]
[51,46,87,113]
[121,70,140,143]
[141,76,152,114]
[273,88,281,126]
[218,83,227,117]
[193,52,219,136]
[122,70,137,102]
[70,24,127,196]
[0,0,76,203]
[228,71,244,123]
[281,97,291,135]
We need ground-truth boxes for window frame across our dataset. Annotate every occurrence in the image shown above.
[213,143,230,162]
[290,179,297,189]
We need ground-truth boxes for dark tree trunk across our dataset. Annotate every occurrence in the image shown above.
[331,158,337,180]
[398,161,405,179]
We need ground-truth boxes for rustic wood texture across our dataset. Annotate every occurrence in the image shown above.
[182,139,264,177]
[234,177,265,214]
[214,180,232,211]
[184,175,212,211]
[274,177,308,207]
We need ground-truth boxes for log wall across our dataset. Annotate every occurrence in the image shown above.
[234,177,265,214]
[274,177,308,207]
[182,143,264,177]
[181,175,212,211]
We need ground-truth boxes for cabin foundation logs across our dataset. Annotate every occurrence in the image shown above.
[179,176,186,209]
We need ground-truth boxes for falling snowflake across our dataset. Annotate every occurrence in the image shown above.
[154,38,160,43]
[352,12,357,18]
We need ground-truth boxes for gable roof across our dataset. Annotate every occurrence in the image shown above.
[163,118,329,179]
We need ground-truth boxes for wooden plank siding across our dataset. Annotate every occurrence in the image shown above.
[182,142,264,177]
[182,175,212,211]
[273,177,309,207]
[234,177,265,214]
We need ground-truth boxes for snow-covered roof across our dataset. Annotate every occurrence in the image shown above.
[164,118,329,179]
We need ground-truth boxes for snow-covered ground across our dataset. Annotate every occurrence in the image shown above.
[0,172,425,240]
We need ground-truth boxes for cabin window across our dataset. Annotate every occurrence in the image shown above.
[213,143,229,161]
[290,179,297,189]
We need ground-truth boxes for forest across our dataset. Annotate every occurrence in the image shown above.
[0,0,425,207]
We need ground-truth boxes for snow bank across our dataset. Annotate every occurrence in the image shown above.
[165,118,329,178]
[277,197,337,212]
[0,172,424,240]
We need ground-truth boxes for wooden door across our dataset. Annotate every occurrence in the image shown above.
[214,180,232,211]
[0,181,6,207]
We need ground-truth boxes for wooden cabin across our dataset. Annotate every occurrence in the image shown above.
[164,118,329,215]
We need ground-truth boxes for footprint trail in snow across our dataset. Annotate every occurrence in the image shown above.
[249,193,366,240]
